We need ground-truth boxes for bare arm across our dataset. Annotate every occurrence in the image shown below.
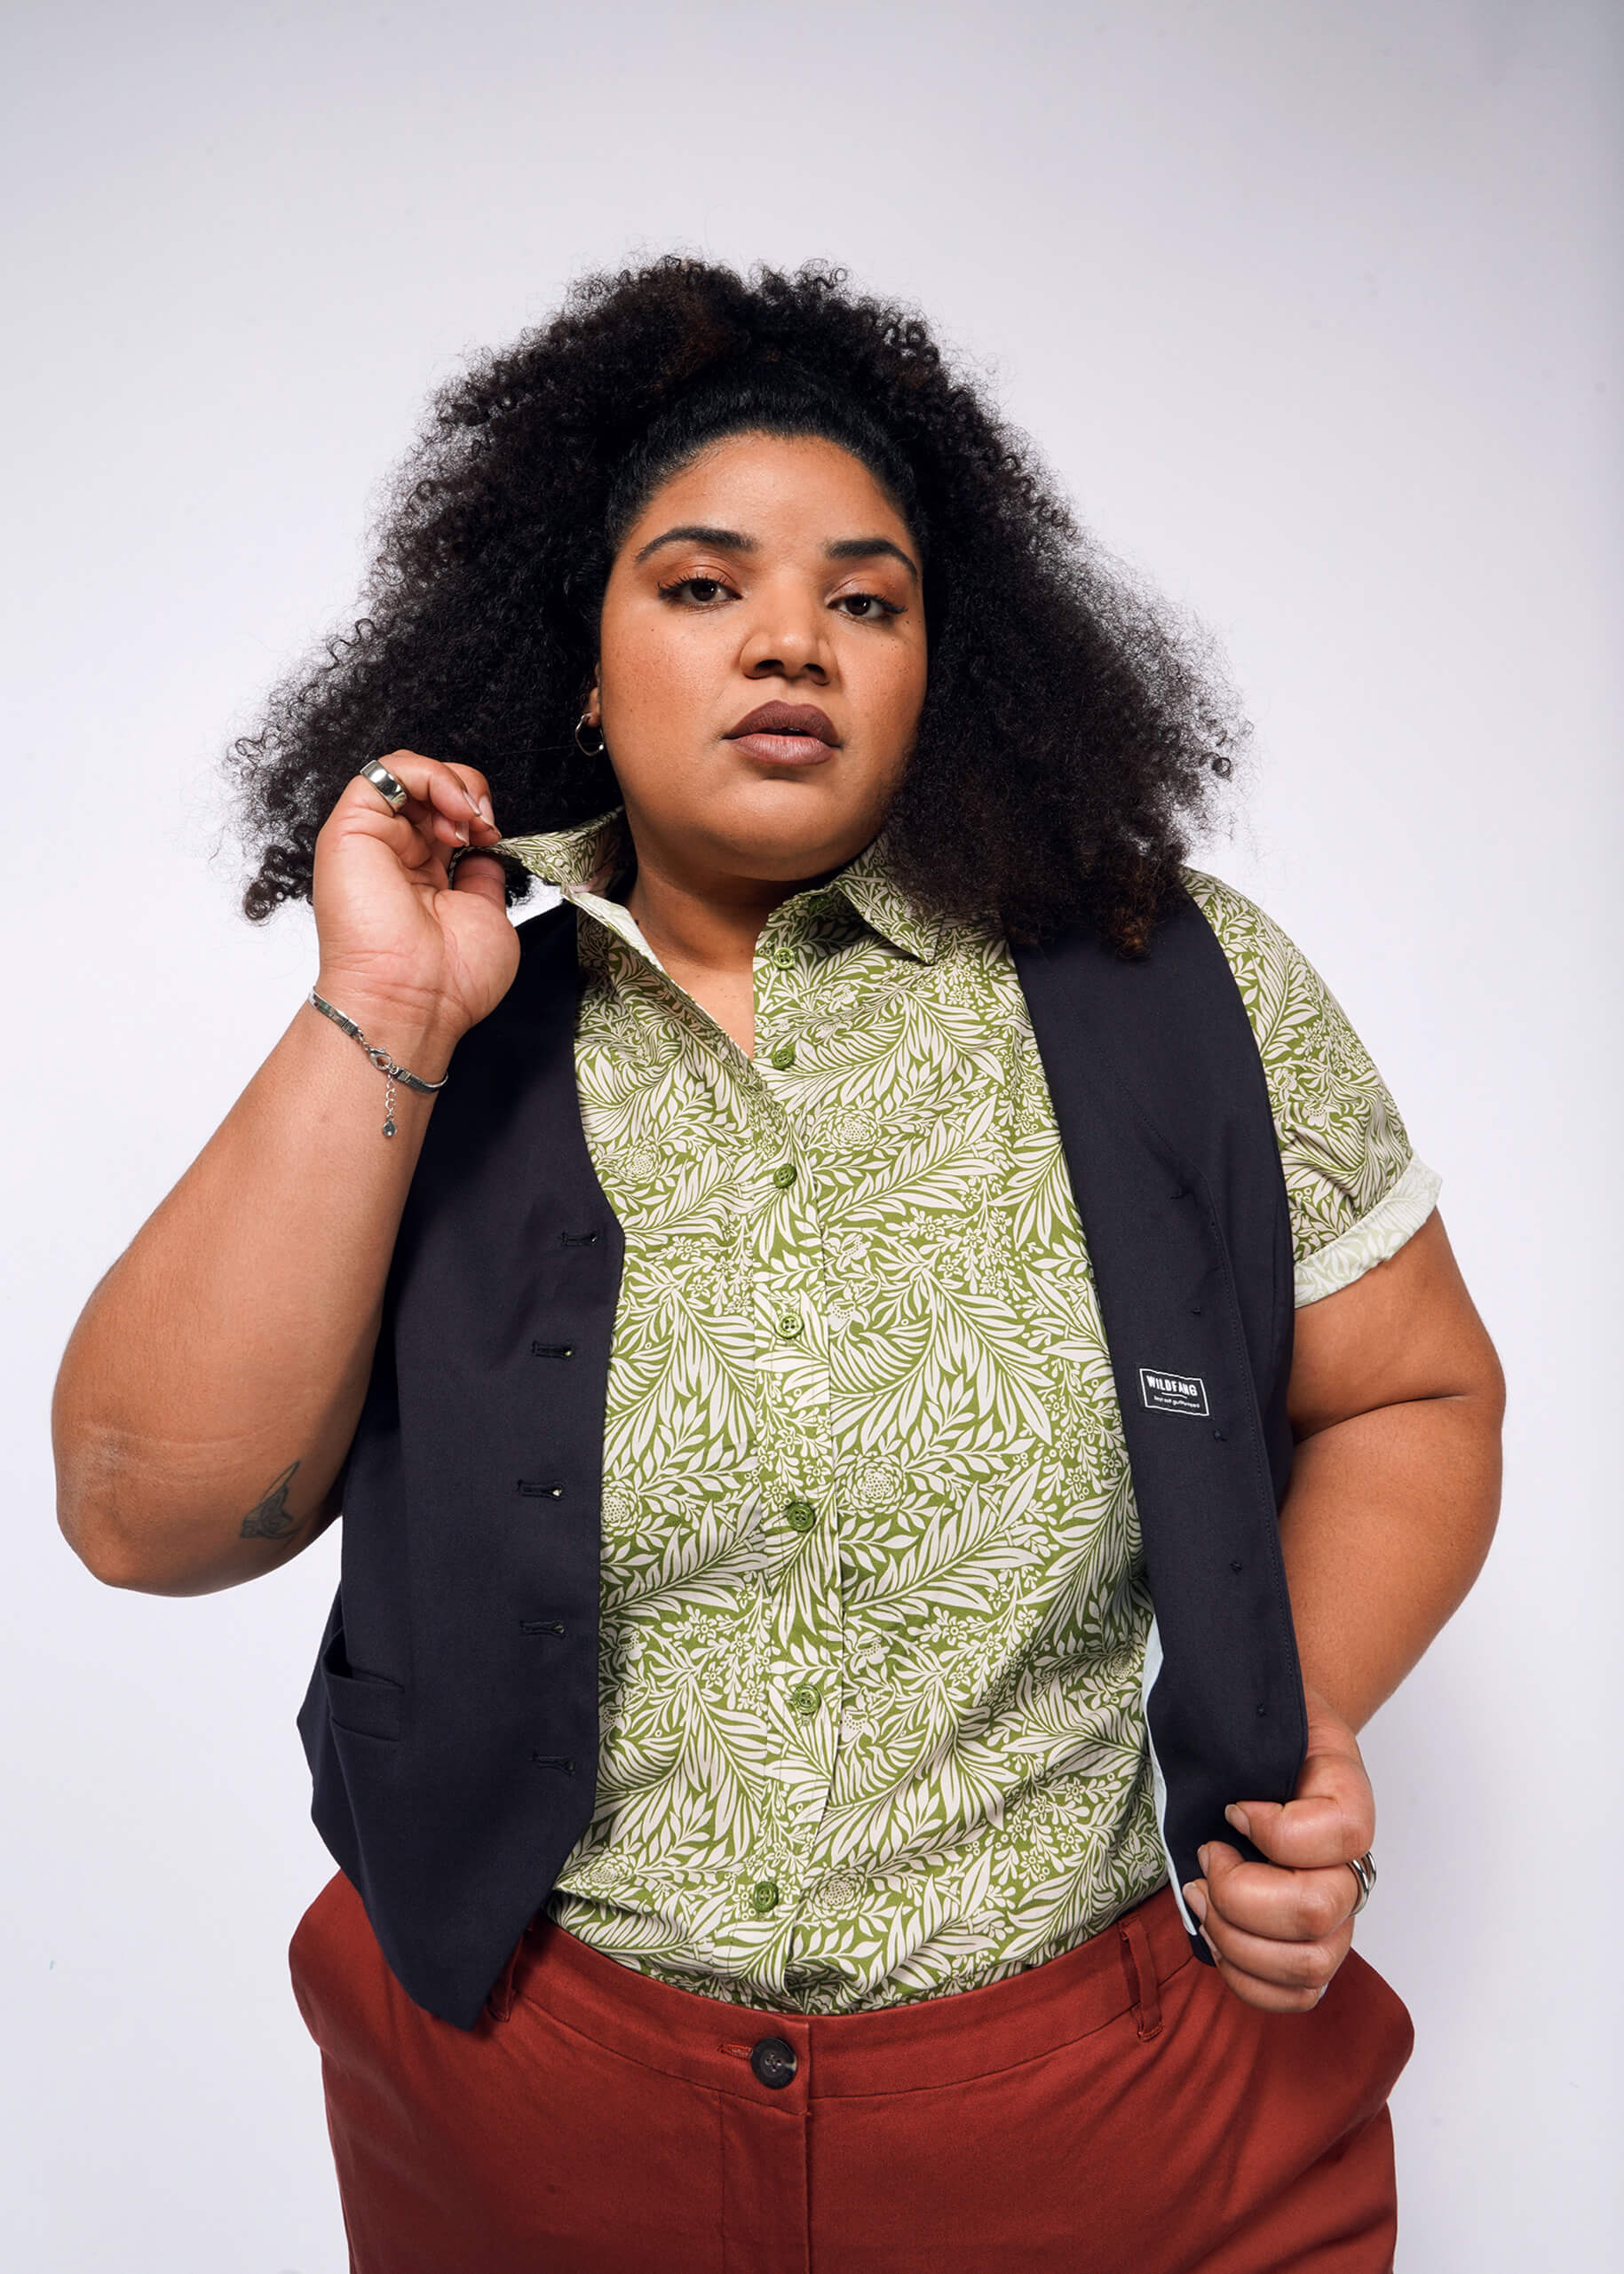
[1278,1208,1504,1728]
[51,757,515,1597]
[1186,1208,1504,2009]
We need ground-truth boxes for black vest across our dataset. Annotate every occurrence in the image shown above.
[297,891,1306,2029]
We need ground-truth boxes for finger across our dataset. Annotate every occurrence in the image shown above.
[1198,1843,1359,1944]
[1225,1739,1374,1874]
[450,852,508,907]
[390,753,499,841]
[440,762,497,831]
[1207,1947,1335,2016]
[1185,1880,1352,1993]
[347,752,498,849]
[1228,1790,1373,1874]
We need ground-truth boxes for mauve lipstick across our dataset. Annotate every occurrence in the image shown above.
[724,701,840,764]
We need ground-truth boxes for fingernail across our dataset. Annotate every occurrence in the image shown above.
[456,822,469,845]
[478,795,495,825]
[463,783,482,815]
[1225,1805,1251,1839]
[1200,1927,1219,1962]
[1183,1882,1208,1923]
[1197,1844,1212,1874]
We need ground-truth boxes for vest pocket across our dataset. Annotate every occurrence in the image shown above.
[320,1624,405,1742]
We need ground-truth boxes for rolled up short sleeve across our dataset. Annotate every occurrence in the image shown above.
[1183,871,1441,1307]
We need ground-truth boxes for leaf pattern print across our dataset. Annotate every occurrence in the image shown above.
[488,817,1439,2015]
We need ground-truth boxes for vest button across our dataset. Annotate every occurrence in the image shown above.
[784,1499,818,1533]
[789,1684,822,1718]
[750,1878,780,1914]
[776,1309,804,1340]
[770,1041,796,1069]
[772,1161,798,1189]
[749,2035,798,2088]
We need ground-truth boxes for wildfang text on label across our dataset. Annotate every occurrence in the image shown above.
[1138,1367,1209,1417]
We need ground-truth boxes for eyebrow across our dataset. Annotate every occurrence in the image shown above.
[824,536,919,582]
[633,523,752,564]
[633,524,920,583]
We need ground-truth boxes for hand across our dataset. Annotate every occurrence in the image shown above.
[312,750,519,1066]
[1182,1686,1375,2013]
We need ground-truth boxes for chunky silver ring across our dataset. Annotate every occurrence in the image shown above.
[1346,1850,1377,1916]
[357,759,410,814]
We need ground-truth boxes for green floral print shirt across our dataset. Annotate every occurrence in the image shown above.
[492,815,1438,2015]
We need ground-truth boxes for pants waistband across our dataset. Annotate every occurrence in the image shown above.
[493,1885,1193,2104]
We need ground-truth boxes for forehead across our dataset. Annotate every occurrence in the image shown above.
[624,431,913,543]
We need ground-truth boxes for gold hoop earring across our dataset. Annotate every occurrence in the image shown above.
[575,713,606,759]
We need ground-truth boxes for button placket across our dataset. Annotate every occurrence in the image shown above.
[757,1206,842,1831]
[749,930,850,1866]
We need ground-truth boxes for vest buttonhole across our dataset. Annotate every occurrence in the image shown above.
[517,1480,565,1499]
[560,1230,601,1248]
[530,1754,575,1774]
[519,1620,566,1636]
[530,1342,575,1359]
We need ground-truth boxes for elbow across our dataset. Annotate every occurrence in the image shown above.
[53,1426,171,1594]
[56,1468,147,1592]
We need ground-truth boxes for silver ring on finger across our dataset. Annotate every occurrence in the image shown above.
[1346,1850,1377,1916]
[357,759,410,814]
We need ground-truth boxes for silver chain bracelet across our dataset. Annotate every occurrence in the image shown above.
[307,990,449,1137]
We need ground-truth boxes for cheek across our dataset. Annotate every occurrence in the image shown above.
[853,634,928,764]
[598,605,731,750]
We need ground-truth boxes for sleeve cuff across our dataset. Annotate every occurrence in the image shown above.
[1293,1155,1443,1308]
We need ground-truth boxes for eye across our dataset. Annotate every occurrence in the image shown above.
[834,591,903,621]
[658,574,735,606]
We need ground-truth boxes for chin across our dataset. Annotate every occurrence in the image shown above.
[697,781,887,882]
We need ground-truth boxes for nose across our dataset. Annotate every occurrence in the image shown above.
[739,582,830,685]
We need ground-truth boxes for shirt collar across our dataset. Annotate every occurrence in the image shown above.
[494,810,948,965]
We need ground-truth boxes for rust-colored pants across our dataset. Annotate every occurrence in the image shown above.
[289,1869,1412,2272]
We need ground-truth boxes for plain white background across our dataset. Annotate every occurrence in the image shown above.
[4,2,1618,2265]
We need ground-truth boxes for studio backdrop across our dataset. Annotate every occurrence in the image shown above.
[4,4,1617,2269]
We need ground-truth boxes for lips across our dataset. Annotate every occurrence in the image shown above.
[724,701,840,762]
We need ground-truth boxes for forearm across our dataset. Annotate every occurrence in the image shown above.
[52,989,456,1596]
[1278,1386,1502,1731]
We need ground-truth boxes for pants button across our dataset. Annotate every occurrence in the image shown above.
[749,2035,798,2088]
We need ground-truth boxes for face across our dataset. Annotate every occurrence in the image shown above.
[590,432,927,892]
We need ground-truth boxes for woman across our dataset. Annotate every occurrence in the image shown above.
[52,260,1502,2270]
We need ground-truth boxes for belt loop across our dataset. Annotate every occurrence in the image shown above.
[1118,1907,1164,2042]
[484,1933,526,2025]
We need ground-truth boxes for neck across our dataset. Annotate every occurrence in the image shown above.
[622,844,804,1055]
[625,860,790,973]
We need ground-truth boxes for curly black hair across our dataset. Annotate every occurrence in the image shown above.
[230,258,1242,948]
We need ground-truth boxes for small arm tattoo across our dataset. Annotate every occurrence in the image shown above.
[240,1459,302,1540]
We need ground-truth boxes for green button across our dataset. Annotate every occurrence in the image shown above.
[789,1684,822,1718]
[769,1041,796,1069]
[772,1161,798,1190]
[750,1878,780,1914]
[783,1499,818,1533]
[771,945,796,970]
[775,1309,804,1340]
